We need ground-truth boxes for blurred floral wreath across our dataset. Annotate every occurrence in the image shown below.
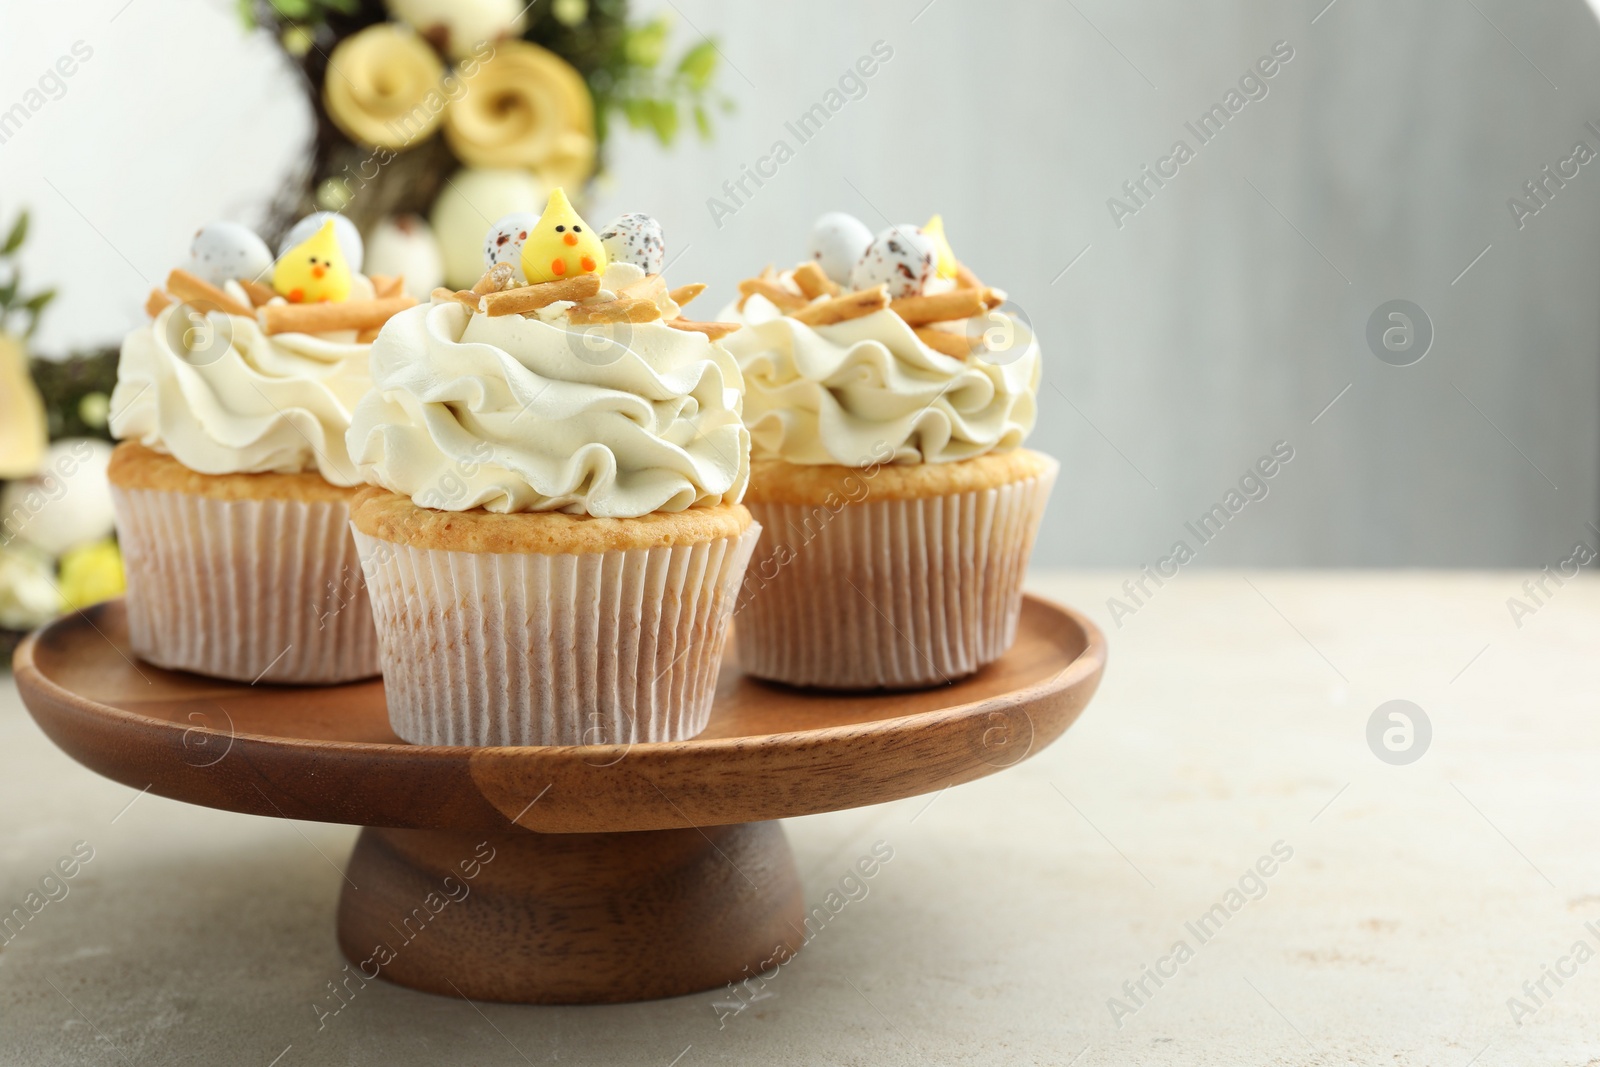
[0,208,123,663]
[0,0,726,662]
[241,0,727,288]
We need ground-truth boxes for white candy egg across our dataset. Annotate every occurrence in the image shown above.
[483,212,539,284]
[598,213,664,274]
[365,214,445,300]
[431,167,546,288]
[0,439,116,556]
[279,212,364,274]
[849,224,936,299]
[808,212,873,285]
[188,221,274,286]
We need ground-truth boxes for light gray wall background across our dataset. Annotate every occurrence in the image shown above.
[5,0,1599,568]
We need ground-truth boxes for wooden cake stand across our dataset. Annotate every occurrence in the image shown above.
[13,595,1104,1004]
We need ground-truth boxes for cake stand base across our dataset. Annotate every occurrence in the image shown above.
[335,822,805,1004]
[17,595,1104,1006]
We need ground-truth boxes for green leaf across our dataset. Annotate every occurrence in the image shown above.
[676,40,718,90]
[624,17,669,68]
[270,0,312,19]
[324,0,360,11]
[623,98,652,131]
[2,211,28,255]
[693,103,711,139]
[0,279,17,308]
[648,99,678,145]
[22,290,53,336]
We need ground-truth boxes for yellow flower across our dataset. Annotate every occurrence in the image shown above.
[444,41,596,188]
[323,24,448,150]
[0,333,47,480]
[58,540,125,612]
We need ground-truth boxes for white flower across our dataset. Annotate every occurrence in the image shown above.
[0,543,59,631]
[386,0,527,61]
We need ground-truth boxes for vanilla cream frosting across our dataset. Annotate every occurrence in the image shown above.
[723,291,1040,467]
[110,277,375,486]
[346,284,749,518]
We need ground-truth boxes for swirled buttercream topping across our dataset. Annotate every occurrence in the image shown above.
[724,293,1039,467]
[347,292,748,517]
[110,277,374,485]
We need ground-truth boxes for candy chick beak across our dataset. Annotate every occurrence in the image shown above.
[312,265,326,279]
[563,233,578,246]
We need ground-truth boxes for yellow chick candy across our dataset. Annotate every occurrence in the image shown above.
[272,219,353,303]
[520,188,607,285]
[922,214,959,280]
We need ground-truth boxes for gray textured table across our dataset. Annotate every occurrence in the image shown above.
[2,572,1595,1065]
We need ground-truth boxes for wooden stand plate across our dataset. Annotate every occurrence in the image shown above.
[14,595,1105,1004]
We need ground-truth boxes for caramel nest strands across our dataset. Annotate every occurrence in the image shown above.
[667,319,741,341]
[889,289,986,327]
[166,269,253,318]
[568,297,662,325]
[791,261,839,300]
[737,277,808,312]
[432,287,480,309]
[481,275,602,317]
[238,278,276,307]
[618,274,667,304]
[669,283,706,309]
[790,285,889,327]
[955,262,1004,309]
[144,289,173,317]
[261,295,416,336]
[472,263,518,296]
[726,247,1005,357]
[371,275,407,300]
[914,327,975,359]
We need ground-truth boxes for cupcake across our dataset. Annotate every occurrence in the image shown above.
[347,190,758,747]
[108,217,416,683]
[723,212,1054,689]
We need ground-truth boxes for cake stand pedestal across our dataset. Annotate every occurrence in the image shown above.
[13,595,1104,1004]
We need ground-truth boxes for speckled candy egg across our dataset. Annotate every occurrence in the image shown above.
[279,212,364,274]
[808,212,873,286]
[483,212,538,284]
[188,222,274,286]
[849,224,936,298]
[598,214,664,274]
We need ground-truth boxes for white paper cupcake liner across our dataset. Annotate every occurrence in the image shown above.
[111,486,380,684]
[735,459,1057,689]
[353,523,761,747]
